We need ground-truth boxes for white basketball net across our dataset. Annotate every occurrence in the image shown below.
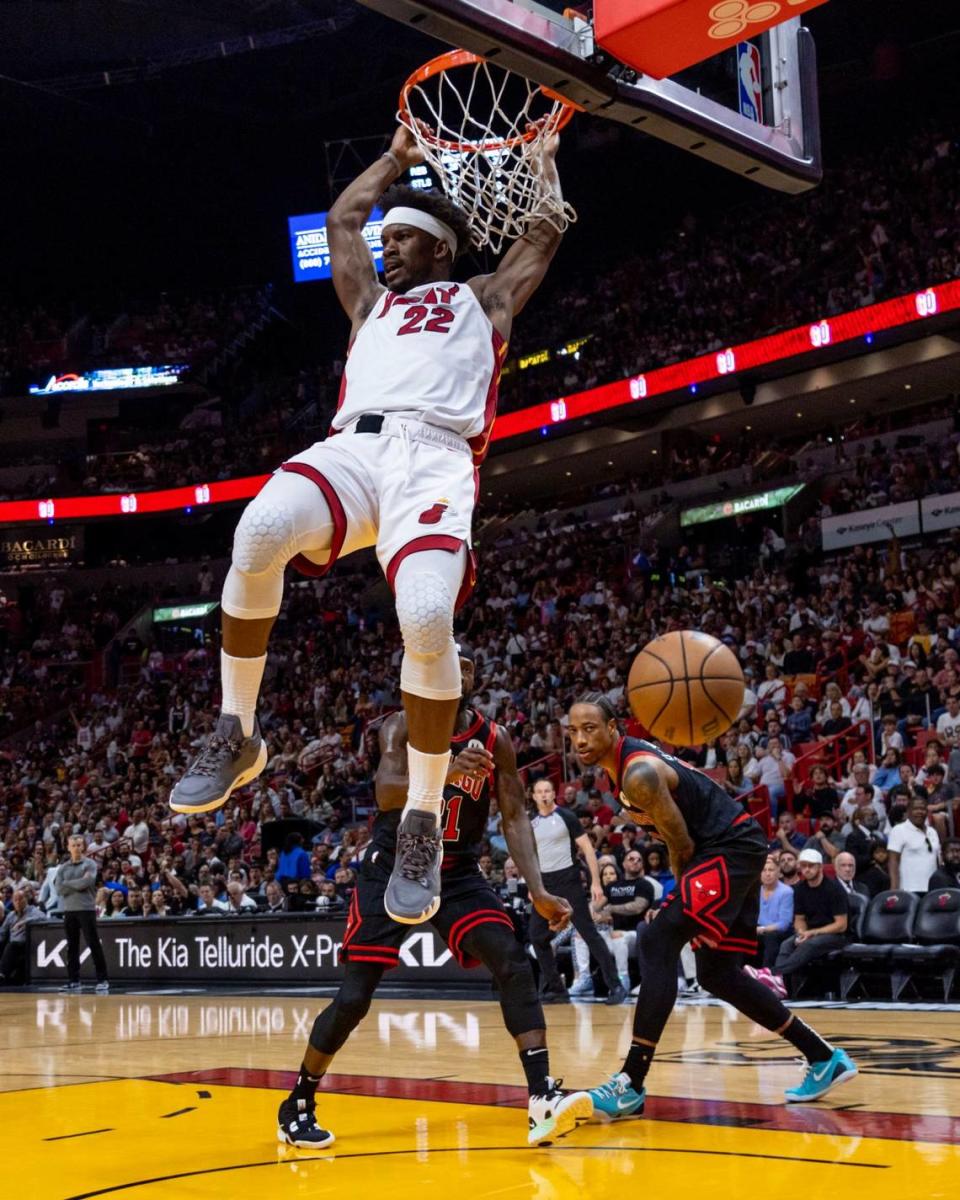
[399,55,578,255]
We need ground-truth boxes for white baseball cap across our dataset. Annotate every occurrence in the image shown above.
[797,848,823,865]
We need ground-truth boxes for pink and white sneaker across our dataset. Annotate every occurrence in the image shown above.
[744,965,788,1000]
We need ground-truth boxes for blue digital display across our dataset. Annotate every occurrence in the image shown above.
[288,208,384,283]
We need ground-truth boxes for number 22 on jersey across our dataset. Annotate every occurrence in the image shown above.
[378,285,461,337]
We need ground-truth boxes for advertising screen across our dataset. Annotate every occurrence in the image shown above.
[288,208,384,282]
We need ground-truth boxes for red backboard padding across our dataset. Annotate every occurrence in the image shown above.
[593,0,830,80]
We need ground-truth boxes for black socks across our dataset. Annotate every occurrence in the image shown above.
[290,1064,322,1106]
[519,1046,551,1096]
[782,1017,833,1065]
[622,1041,656,1091]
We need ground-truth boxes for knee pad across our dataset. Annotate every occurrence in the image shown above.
[309,965,381,1054]
[222,472,334,621]
[395,551,463,701]
[232,497,299,577]
[482,932,543,1037]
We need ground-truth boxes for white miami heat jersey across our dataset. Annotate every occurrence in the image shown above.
[332,281,507,463]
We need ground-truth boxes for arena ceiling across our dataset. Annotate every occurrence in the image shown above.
[1,1,956,297]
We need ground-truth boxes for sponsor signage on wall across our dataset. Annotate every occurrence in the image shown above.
[28,915,489,984]
[680,484,803,528]
[921,492,960,535]
[821,501,920,551]
[0,526,83,569]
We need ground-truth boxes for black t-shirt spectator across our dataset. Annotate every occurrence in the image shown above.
[783,647,815,674]
[799,785,840,820]
[821,716,852,739]
[792,876,849,931]
[858,863,890,898]
[930,865,960,889]
[904,683,938,722]
[604,877,656,931]
[845,826,885,874]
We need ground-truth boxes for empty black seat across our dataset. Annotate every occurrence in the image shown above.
[840,890,918,1000]
[890,888,960,1001]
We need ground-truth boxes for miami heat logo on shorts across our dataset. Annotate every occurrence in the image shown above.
[419,500,449,525]
[680,856,731,940]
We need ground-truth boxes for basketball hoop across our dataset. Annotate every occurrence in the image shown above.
[398,50,579,255]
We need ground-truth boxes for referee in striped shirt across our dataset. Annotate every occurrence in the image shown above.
[527,779,627,1004]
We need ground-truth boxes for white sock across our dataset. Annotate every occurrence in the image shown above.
[403,745,449,821]
[220,650,266,737]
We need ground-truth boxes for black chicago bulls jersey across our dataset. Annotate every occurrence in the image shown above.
[612,735,750,847]
[373,708,499,866]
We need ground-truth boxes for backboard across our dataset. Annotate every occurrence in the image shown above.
[355,0,821,192]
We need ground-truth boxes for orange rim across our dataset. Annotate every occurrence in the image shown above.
[398,49,580,154]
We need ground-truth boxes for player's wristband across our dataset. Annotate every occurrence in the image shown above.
[382,150,403,174]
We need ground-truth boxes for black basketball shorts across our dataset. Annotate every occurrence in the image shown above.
[660,814,769,956]
[340,846,515,970]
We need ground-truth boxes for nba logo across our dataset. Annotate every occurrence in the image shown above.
[737,42,763,124]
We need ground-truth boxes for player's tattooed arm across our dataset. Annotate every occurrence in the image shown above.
[374,712,410,813]
[494,730,571,931]
[621,759,695,880]
[605,894,652,918]
[328,126,420,331]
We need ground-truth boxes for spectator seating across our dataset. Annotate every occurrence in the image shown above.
[840,891,921,1000]
[889,888,960,1002]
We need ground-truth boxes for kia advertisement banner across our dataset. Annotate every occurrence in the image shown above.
[28,915,488,985]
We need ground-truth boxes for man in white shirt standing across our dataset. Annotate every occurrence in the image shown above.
[887,798,941,894]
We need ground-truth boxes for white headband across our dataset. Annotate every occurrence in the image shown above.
[382,206,458,258]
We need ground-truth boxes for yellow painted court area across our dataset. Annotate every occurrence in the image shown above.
[3,994,959,1199]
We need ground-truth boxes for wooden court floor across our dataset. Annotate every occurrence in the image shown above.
[3,992,959,1199]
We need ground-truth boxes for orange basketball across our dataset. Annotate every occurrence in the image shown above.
[626,630,744,747]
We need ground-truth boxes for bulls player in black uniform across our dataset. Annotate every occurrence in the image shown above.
[277,647,591,1149]
[564,695,856,1121]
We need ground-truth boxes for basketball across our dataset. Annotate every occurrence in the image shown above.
[626,630,744,746]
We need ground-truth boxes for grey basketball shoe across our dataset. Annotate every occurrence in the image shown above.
[384,809,443,924]
[169,714,267,814]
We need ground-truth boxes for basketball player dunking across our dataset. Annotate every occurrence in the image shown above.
[565,695,857,1119]
[169,120,567,925]
[277,646,589,1149]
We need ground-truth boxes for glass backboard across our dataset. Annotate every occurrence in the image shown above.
[356,0,821,192]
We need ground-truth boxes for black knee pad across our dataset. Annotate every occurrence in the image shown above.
[309,962,383,1055]
[467,924,543,1038]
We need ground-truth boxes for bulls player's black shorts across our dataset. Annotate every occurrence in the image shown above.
[340,845,515,970]
[660,813,768,955]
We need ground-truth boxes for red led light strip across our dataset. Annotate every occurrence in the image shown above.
[492,280,960,440]
[3,281,958,527]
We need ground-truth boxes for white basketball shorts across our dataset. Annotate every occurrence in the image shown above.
[279,413,478,608]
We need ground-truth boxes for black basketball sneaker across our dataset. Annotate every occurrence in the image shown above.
[277,1097,335,1149]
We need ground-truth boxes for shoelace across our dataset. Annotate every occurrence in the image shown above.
[592,1076,629,1101]
[190,733,242,777]
[396,831,440,881]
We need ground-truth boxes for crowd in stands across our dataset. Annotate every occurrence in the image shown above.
[0,288,273,399]
[2,444,960,986]
[2,119,959,989]
[500,126,959,413]
[2,126,956,459]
